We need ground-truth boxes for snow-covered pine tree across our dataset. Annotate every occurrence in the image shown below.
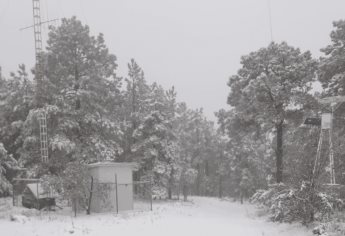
[165,87,180,199]
[21,17,123,175]
[0,65,34,162]
[0,143,18,196]
[131,83,178,199]
[318,20,345,185]
[215,108,274,199]
[0,65,31,192]
[227,42,318,183]
[175,104,214,198]
[319,20,345,96]
[121,59,151,162]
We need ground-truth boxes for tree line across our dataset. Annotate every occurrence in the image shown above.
[0,17,227,200]
[221,19,345,222]
[2,17,345,215]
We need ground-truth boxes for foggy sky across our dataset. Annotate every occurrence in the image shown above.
[0,0,345,120]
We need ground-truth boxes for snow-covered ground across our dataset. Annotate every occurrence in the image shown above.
[0,197,312,236]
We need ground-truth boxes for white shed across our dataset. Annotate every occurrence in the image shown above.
[88,162,137,213]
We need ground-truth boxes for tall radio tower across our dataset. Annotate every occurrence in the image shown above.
[32,0,48,163]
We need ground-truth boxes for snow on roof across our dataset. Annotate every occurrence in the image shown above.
[26,183,58,199]
[88,162,138,170]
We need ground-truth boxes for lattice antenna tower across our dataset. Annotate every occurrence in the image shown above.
[32,0,48,163]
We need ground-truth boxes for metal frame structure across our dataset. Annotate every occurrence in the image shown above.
[312,128,335,185]
[32,0,49,163]
[38,111,48,162]
[32,0,43,81]
[308,96,345,185]
[328,108,336,185]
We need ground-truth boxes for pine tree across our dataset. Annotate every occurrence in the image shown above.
[131,84,178,198]
[318,20,345,185]
[0,143,18,196]
[121,59,150,161]
[21,17,122,175]
[227,42,318,183]
[0,65,33,161]
[319,20,345,95]
[165,87,179,199]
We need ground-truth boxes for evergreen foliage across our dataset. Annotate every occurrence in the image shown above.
[0,17,223,202]
[2,16,345,226]
[227,42,318,183]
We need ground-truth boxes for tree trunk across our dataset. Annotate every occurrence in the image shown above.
[168,168,174,200]
[73,198,77,217]
[74,64,81,110]
[205,160,209,177]
[218,175,223,198]
[86,176,94,215]
[196,164,201,195]
[183,184,188,201]
[168,187,172,200]
[276,121,284,183]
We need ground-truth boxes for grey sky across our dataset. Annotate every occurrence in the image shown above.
[0,0,344,120]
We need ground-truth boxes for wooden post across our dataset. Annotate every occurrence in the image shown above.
[218,175,223,199]
[36,181,39,210]
[183,184,188,202]
[12,180,15,206]
[74,198,77,217]
[177,183,180,200]
[115,174,119,214]
[150,177,153,211]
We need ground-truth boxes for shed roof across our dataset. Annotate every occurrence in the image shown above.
[26,183,58,199]
[88,162,138,170]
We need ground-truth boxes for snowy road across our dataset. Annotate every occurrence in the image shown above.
[1,197,312,236]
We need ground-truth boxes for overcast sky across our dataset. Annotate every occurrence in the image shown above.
[0,0,345,120]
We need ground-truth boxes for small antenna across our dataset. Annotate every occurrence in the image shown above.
[19,18,59,31]
[267,0,274,42]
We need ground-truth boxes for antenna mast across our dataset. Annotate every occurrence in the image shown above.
[33,0,43,81]
[267,0,274,42]
[32,0,48,163]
